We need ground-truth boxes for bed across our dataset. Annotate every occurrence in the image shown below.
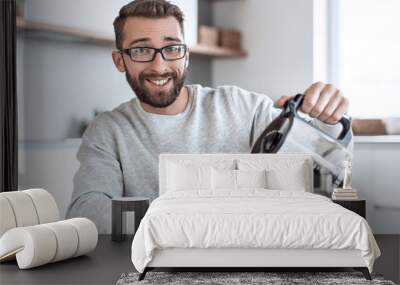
[131,154,381,280]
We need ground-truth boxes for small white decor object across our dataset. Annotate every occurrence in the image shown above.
[342,156,353,190]
[332,156,358,200]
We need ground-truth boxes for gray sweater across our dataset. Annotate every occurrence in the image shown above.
[66,84,350,233]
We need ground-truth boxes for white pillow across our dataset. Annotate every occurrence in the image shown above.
[236,169,268,189]
[267,168,306,191]
[211,169,268,190]
[211,168,236,190]
[167,162,212,191]
[237,158,308,191]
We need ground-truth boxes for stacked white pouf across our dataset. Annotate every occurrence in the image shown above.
[0,189,98,269]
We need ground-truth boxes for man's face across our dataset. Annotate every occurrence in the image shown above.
[117,16,188,108]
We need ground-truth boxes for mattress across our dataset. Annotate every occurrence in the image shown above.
[131,190,381,273]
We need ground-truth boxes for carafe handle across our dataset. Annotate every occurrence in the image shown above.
[285,93,352,144]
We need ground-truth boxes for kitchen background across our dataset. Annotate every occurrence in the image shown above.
[17,0,399,237]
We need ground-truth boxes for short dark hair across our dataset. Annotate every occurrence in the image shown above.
[113,0,185,49]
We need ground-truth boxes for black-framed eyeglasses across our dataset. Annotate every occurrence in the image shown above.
[119,44,187,63]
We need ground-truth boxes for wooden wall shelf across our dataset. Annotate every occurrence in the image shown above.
[16,17,113,46]
[190,44,246,57]
[16,17,246,58]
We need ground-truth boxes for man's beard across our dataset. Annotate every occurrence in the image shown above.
[125,68,187,108]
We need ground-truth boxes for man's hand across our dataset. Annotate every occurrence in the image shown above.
[276,82,349,125]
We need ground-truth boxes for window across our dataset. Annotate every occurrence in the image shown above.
[333,0,400,118]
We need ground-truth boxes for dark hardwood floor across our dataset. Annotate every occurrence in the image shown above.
[374,234,400,284]
[0,235,398,284]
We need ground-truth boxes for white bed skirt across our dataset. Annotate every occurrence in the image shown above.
[148,248,366,268]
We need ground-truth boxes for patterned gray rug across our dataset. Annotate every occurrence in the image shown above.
[116,271,396,285]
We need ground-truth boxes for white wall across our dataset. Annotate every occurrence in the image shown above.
[170,0,198,47]
[211,0,314,100]
[24,0,128,38]
[313,0,329,83]
[19,36,132,141]
[20,0,134,141]
[18,140,81,218]
[353,138,400,234]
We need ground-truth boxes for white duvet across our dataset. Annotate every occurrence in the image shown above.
[131,190,380,273]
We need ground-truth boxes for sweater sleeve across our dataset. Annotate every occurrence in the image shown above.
[66,113,123,234]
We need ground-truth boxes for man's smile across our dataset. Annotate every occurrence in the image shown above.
[145,77,173,88]
[146,77,172,86]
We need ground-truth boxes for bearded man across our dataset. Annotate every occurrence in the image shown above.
[67,0,352,233]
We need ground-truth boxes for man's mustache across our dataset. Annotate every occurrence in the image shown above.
[139,72,178,81]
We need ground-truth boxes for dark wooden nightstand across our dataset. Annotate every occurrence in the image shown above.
[111,197,150,242]
[332,199,366,218]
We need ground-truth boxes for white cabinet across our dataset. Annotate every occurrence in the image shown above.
[353,137,400,234]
